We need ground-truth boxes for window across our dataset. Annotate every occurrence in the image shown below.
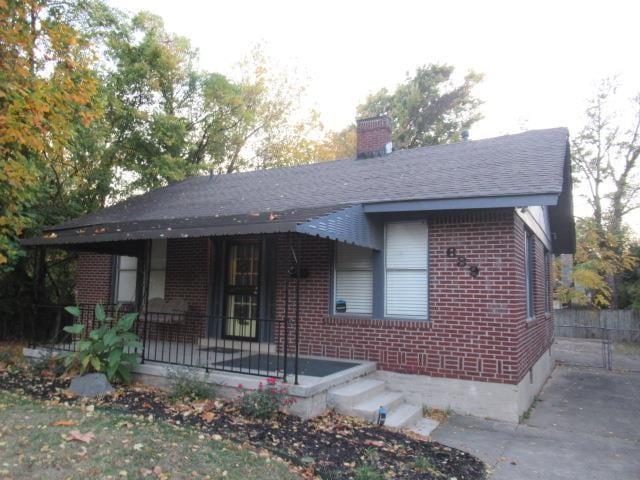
[525,229,535,318]
[544,249,551,313]
[115,255,137,303]
[114,239,167,304]
[385,221,428,319]
[334,243,373,315]
[149,239,167,299]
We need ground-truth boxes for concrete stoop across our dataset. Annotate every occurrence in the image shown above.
[327,377,439,436]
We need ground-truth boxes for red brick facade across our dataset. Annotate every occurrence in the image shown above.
[356,116,392,157]
[75,208,554,385]
[75,252,113,306]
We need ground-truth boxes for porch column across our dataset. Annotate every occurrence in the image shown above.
[294,235,301,385]
[139,239,152,363]
[30,246,42,344]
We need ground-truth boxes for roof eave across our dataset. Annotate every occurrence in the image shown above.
[362,193,560,213]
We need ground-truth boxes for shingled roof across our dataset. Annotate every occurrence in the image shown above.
[22,127,574,252]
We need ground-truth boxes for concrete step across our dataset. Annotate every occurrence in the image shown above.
[384,403,424,429]
[327,379,386,410]
[408,417,440,437]
[352,391,404,422]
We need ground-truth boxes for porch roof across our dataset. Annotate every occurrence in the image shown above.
[21,204,383,251]
[21,127,575,253]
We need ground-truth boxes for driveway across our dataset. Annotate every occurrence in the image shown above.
[432,342,640,479]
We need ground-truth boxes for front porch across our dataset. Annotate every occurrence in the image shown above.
[23,313,376,419]
[28,301,371,385]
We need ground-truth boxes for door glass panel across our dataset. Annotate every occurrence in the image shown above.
[225,243,260,339]
[228,244,259,287]
[225,294,258,338]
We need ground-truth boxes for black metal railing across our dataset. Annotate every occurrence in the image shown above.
[29,304,298,382]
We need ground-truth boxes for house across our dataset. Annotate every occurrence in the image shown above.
[22,116,575,424]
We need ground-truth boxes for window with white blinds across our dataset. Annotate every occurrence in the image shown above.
[385,222,428,318]
[114,239,167,303]
[334,243,373,314]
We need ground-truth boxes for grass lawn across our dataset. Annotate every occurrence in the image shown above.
[0,390,299,480]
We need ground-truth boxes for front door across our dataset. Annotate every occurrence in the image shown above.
[224,242,260,340]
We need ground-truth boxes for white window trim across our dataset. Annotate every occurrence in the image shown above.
[332,242,374,316]
[114,255,138,304]
[113,239,167,304]
[384,220,429,320]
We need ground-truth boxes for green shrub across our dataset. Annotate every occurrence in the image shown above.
[353,464,384,480]
[62,304,142,384]
[168,367,215,401]
[413,455,437,473]
[238,377,295,419]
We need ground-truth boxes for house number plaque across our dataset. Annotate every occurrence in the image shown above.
[446,247,480,278]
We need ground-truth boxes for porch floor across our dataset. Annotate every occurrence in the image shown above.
[36,338,370,383]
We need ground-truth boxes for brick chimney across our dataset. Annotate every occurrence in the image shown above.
[356,115,392,159]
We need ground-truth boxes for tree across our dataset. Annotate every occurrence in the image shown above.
[357,64,483,149]
[0,0,101,270]
[570,80,640,308]
[557,219,635,308]
[198,46,323,173]
[312,126,357,161]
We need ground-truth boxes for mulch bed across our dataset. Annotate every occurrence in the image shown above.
[0,368,486,479]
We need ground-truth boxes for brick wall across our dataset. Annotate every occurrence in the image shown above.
[275,210,551,385]
[513,216,555,381]
[162,237,210,340]
[76,252,113,305]
[75,238,211,341]
[75,208,554,385]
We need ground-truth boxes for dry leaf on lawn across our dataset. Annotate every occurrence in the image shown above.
[202,411,215,422]
[66,430,95,443]
[51,419,77,427]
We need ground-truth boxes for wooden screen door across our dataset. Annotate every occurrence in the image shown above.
[224,242,260,340]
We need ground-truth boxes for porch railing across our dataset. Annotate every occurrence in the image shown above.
[29,304,298,382]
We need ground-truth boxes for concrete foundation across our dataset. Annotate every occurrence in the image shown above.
[22,346,554,422]
[21,347,374,420]
[374,347,555,423]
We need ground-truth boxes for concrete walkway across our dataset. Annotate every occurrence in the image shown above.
[432,344,640,479]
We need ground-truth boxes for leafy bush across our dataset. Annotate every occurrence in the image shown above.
[238,377,295,419]
[62,304,142,384]
[353,464,384,480]
[413,455,437,474]
[168,367,215,401]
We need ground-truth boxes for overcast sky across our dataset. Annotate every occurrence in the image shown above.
[108,0,640,225]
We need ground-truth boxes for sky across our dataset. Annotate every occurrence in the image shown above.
[108,0,640,226]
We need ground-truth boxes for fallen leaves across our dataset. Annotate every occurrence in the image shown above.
[0,367,487,480]
[201,411,215,423]
[51,419,77,427]
[66,430,95,444]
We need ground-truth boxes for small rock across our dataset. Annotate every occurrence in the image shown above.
[301,456,315,465]
[69,373,113,397]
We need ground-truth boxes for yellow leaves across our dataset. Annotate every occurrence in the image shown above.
[201,411,216,422]
[51,419,77,427]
